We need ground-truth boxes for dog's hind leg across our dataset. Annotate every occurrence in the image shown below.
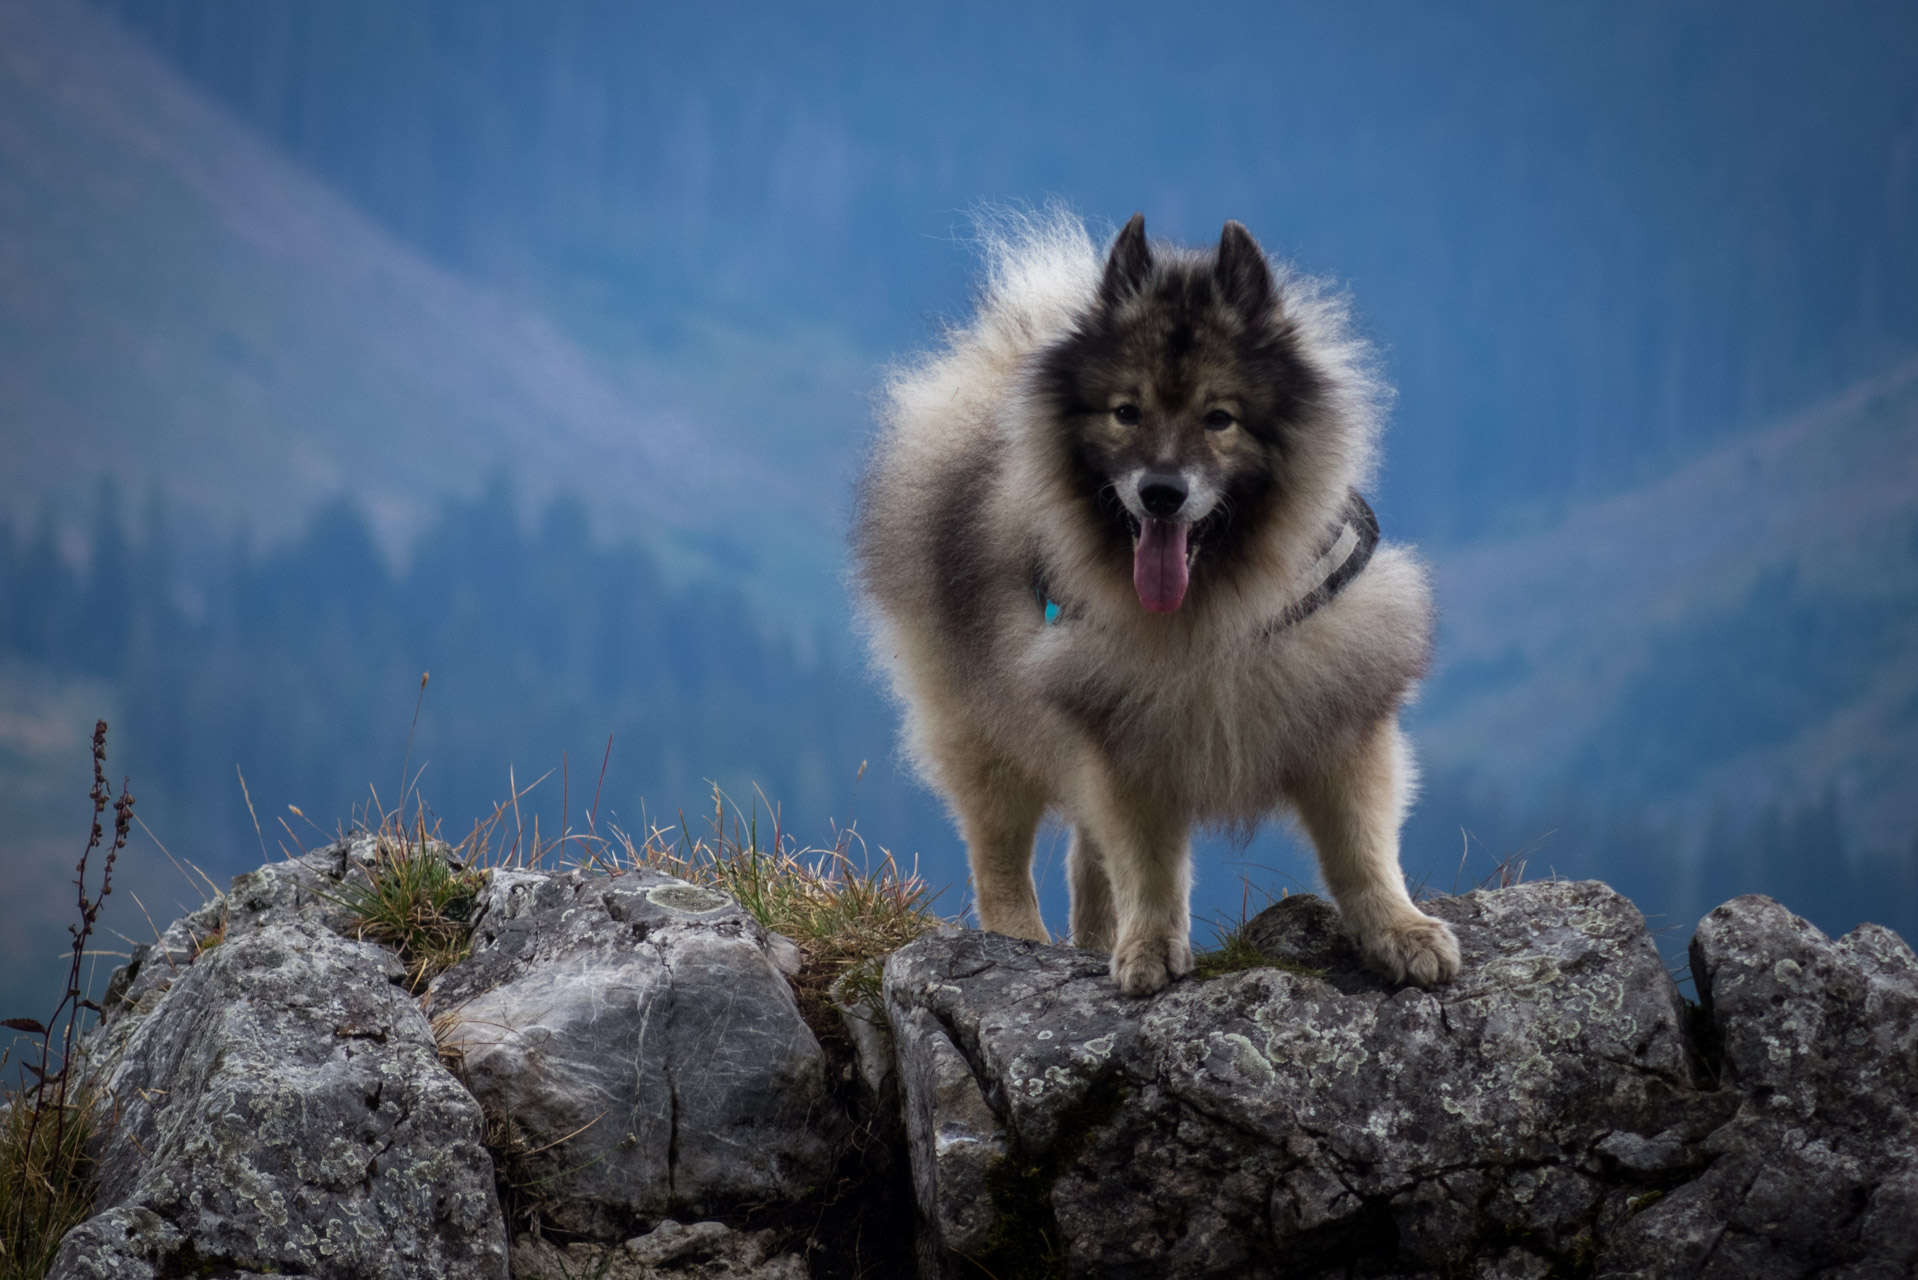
[1288,717,1460,986]
[1072,773,1193,995]
[947,756,1050,943]
[1066,827,1117,951]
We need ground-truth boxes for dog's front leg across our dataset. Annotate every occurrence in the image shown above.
[1073,772,1193,996]
[1290,717,1460,986]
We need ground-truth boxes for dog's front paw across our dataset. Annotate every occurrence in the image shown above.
[1359,911,1461,987]
[1110,934,1194,997]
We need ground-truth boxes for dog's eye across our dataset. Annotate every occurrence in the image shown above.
[1203,409,1235,430]
[1113,404,1141,426]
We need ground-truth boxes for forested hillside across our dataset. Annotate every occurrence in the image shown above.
[0,482,914,864]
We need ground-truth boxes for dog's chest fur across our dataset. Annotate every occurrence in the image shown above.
[1018,609,1336,813]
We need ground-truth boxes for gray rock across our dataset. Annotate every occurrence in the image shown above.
[837,995,895,1103]
[41,1209,188,1280]
[425,867,844,1238]
[511,1220,809,1279]
[628,1218,738,1265]
[885,881,1704,1278]
[68,833,1914,1278]
[51,915,506,1280]
[767,932,805,977]
[1597,895,1918,1278]
[87,840,387,1072]
[894,1003,1008,1260]
[1592,1127,1695,1176]
[887,884,1918,1278]
[831,969,898,1108]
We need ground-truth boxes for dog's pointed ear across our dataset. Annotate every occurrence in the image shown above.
[1099,213,1152,307]
[1216,221,1274,316]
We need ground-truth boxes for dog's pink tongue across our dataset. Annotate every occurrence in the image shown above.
[1133,519,1190,612]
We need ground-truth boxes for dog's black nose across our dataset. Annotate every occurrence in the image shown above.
[1139,475,1187,518]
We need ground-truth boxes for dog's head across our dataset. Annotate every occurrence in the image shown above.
[1035,215,1328,613]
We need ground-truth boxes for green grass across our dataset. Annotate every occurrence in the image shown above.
[1190,918,1328,982]
[327,812,486,994]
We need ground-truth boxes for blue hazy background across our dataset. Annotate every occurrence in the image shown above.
[2,0,1915,1019]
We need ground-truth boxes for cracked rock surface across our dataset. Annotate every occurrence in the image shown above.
[886,881,1917,1279]
[59,841,845,1276]
[1595,894,1918,1279]
[424,867,844,1238]
[52,910,507,1280]
[510,1218,809,1279]
[53,841,1915,1279]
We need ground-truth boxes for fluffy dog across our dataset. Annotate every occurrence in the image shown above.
[854,210,1459,995]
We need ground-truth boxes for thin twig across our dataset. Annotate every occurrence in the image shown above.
[509,764,524,865]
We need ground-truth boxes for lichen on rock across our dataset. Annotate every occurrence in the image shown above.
[47,844,1918,1280]
[53,912,506,1280]
[56,838,851,1278]
[885,881,1917,1279]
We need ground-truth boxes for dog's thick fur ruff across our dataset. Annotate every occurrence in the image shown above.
[854,210,1459,995]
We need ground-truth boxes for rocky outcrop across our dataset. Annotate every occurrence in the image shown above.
[85,837,389,1074]
[884,882,1918,1279]
[51,913,506,1280]
[1601,896,1918,1278]
[58,839,844,1280]
[51,840,1917,1280]
[423,867,843,1238]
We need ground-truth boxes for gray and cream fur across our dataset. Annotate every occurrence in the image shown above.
[854,210,1459,995]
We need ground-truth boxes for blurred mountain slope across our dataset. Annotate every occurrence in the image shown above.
[0,0,772,572]
[1417,356,1918,845]
[96,0,1918,545]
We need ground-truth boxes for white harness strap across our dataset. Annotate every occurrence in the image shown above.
[1265,489,1380,634]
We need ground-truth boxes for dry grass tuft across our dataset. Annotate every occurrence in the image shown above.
[330,773,945,1040]
[609,789,946,1029]
[0,1076,101,1280]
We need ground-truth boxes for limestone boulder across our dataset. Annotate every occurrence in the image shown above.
[1596,895,1918,1278]
[60,829,1914,1280]
[425,867,845,1238]
[887,881,1918,1279]
[510,1218,809,1279]
[885,881,1708,1279]
[51,915,506,1280]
